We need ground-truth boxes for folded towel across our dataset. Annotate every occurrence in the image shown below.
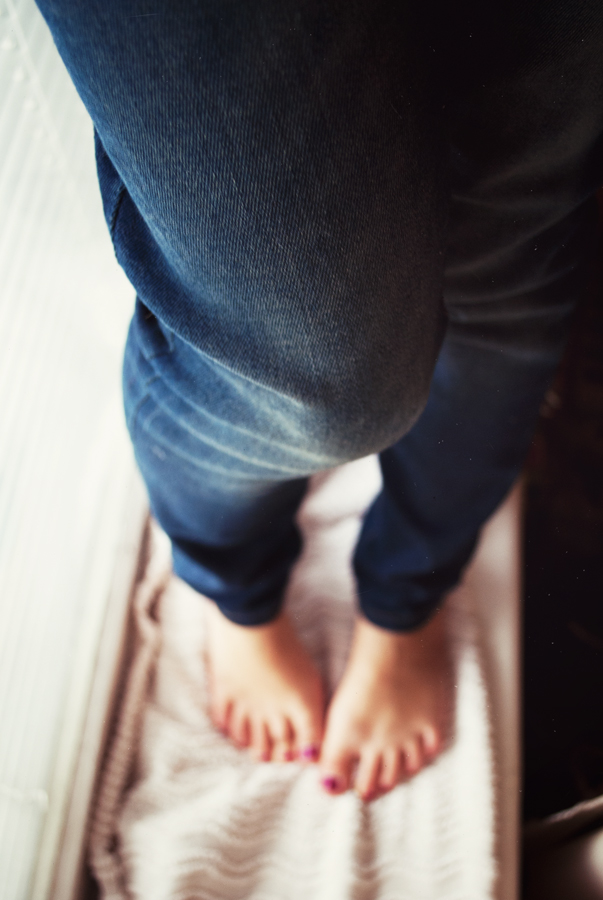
[89,457,499,900]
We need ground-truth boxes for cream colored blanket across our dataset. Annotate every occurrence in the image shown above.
[89,457,506,900]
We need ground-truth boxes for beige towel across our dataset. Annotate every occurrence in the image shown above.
[89,457,497,900]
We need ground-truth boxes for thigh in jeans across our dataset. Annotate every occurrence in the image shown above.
[39,0,449,457]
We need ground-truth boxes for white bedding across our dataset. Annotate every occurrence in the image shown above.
[89,457,514,900]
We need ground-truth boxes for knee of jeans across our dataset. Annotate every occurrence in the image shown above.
[131,318,441,478]
[279,335,441,465]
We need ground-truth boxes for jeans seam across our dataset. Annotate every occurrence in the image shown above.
[109,184,127,240]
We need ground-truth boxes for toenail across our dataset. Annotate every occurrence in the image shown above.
[284,750,295,761]
[261,752,270,761]
[321,776,340,792]
[301,744,319,761]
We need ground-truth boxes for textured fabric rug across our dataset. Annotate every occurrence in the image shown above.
[89,457,499,900]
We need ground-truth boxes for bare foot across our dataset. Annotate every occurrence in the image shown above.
[205,605,324,763]
[319,608,453,800]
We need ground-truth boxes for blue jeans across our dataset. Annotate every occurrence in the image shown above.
[38,0,603,629]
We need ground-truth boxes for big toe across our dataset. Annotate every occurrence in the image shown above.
[319,744,356,794]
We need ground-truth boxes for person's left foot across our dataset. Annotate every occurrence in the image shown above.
[319,608,453,801]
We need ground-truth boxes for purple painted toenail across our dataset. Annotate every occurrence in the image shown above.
[301,745,319,761]
[321,776,339,792]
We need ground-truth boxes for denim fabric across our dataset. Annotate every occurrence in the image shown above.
[38,0,603,628]
[123,303,315,624]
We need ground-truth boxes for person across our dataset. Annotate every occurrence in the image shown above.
[37,0,603,802]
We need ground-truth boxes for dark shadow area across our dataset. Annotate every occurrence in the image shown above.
[523,195,603,822]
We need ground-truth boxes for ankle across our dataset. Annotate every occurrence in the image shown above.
[353,609,447,660]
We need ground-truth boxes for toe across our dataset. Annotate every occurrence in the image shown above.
[270,717,296,762]
[294,710,322,764]
[355,750,382,801]
[212,702,232,734]
[319,745,356,794]
[421,725,441,760]
[378,748,402,793]
[230,711,251,748]
[403,738,421,775]
[251,719,272,762]
[211,695,231,733]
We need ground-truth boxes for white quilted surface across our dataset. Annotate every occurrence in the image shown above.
[90,457,497,900]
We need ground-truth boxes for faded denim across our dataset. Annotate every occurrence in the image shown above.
[38,0,603,628]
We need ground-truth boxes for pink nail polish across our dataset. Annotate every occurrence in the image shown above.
[284,750,295,761]
[321,776,339,792]
[301,744,319,761]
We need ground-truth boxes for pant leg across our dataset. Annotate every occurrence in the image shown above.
[354,0,603,629]
[36,0,451,623]
[123,299,319,624]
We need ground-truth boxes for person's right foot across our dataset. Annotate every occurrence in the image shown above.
[205,604,324,763]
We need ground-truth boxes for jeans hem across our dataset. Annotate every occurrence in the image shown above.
[357,599,443,633]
